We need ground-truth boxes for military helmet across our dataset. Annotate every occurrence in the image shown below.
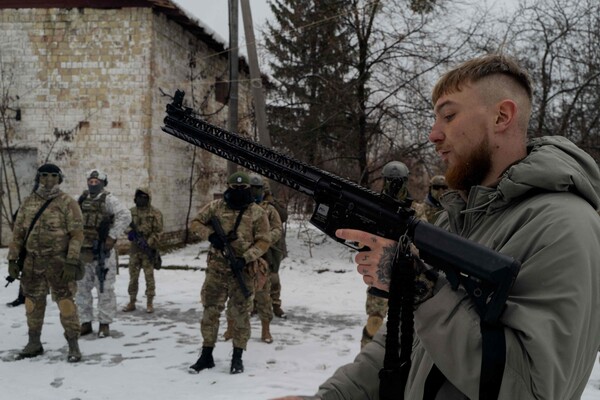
[227,171,250,187]
[262,179,271,194]
[86,169,108,186]
[249,173,264,187]
[382,161,409,180]
[430,175,447,188]
[36,163,64,184]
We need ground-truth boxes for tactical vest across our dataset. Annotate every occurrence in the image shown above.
[78,191,111,249]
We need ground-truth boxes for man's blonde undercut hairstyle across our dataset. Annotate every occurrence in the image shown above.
[432,54,533,105]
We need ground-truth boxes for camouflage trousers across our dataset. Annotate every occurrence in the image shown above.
[365,289,388,318]
[200,256,255,350]
[75,250,117,324]
[20,254,80,338]
[127,251,156,299]
[270,271,282,308]
[254,272,273,321]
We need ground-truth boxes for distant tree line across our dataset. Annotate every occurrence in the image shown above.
[262,0,600,201]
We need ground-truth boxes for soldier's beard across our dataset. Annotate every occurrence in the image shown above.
[445,134,492,191]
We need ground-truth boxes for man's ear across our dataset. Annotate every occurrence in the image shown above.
[495,99,517,132]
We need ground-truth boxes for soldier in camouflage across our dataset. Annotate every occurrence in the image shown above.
[248,174,282,343]
[7,163,85,362]
[414,175,448,224]
[361,161,413,348]
[188,171,270,375]
[75,169,131,339]
[122,187,164,314]
[262,180,288,318]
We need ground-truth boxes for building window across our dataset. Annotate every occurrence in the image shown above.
[215,78,229,105]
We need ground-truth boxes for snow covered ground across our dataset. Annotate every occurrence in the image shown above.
[1,218,599,399]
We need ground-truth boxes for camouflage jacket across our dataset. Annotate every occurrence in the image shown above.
[190,199,270,264]
[8,188,84,260]
[413,194,444,224]
[78,189,131,250]
[130,205,163,252]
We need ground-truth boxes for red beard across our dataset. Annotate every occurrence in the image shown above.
[445,134,492,191]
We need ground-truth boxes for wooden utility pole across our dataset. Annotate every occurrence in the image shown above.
[240,0,271,147]
[227,0,239,176]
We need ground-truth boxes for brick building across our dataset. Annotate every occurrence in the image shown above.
[0,1,255,245]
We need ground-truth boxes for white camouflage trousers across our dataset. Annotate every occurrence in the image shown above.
[75,251,117,324]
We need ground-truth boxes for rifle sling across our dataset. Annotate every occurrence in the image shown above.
[228,206,247,240]
[17,197,55,263]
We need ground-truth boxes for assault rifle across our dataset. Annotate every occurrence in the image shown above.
[162,90,520,324]
[209,216,251,299]
[129,222,162,270]
[93,217,111,293]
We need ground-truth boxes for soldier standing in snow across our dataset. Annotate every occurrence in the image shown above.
[188,171,270,375]
[76,169,131,338]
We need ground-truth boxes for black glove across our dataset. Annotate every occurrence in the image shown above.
[8,260,20,280]
[208,233,225,250]
[61,258,82,283]
[233,257,246,272]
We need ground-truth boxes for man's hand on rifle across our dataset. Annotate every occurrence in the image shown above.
[208,232,226,250]
[105,236,116,251]
[336,229,396,292]
[8,260,20,280]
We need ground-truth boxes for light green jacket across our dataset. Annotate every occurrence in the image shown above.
[317,136,600,400]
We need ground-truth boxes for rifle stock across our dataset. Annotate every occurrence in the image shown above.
[162,90,520,323]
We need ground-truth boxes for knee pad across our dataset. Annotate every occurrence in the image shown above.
[25,297,35,314]
[58,298,77,317]
[366,315,384,337]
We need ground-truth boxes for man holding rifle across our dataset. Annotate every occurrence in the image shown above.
[122,187,163,314]
[76,169,131,339]
[188,171,270,375]
[275,54,600,399]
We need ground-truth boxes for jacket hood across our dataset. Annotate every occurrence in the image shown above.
[490,136,600,212]
[135,187,152,203]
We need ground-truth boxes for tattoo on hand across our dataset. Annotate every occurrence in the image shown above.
[377,244,395,285]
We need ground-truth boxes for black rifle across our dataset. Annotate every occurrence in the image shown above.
[208,216,251,298]
[129,222,162,270]
[162,90,520,322]
[93,217,111,293]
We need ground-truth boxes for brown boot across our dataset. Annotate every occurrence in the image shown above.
[65,334,82,363]
[261,319,273,344]
[80,322,93,336]
[223,319,234,341]
[15,332,44,360]
[122,297,136,312]
[98,323,110,338]
[146,297,154,314]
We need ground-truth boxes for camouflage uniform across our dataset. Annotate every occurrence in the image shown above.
[75,187,131,335]
[8,166,84,361]
[263,194,288,315]
[362,161,413,348]
[191,198,270,350]
[124,187,163,312]
[413,175,448,224]
[253,199,283,341]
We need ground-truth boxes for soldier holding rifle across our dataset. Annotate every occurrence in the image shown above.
[188,171,270,375]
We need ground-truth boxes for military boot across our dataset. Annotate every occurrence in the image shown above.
[98,323,110,338]
[122,296,136,312]
[273,305,287,319]
[6,290,25,307]
[146,297,154,314]
[65,334,82,363]
[230,347,244,374]
[223,319,234,341]
[80,322,93,336]
[261,319,273,344]
[188,346,215,374]
[15,332,44,360]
